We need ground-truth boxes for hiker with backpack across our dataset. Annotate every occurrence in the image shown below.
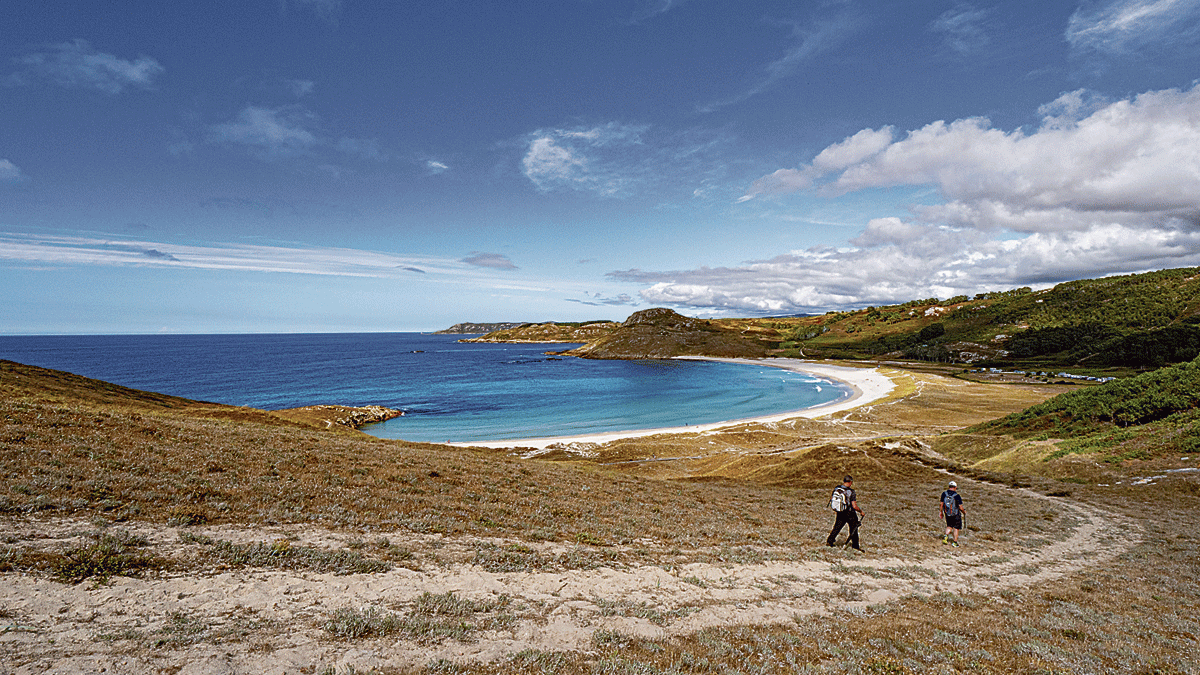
[940,480,965,546]
[826,475,864,551]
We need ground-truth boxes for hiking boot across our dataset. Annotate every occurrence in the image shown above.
[942,535,949,544]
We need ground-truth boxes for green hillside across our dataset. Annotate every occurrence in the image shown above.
[768,266,1200,369]
[946,355,1200,470]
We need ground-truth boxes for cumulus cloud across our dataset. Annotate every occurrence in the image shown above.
[1067,0,1200,54]
[461,252,518,270]
[633,84,1200,314]
[0,159,23,182]
[15,40,163,94]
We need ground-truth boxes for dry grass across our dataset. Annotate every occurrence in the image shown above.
[4,359,1200,674]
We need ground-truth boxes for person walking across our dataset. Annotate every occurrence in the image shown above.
[827,475,864,551]
[940,480,965,546]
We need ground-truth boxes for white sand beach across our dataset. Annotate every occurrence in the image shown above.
[458,358,895,449]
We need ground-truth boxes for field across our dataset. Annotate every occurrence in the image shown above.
[2,359,1198,674]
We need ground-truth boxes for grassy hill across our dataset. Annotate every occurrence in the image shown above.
[765,266,1200,369]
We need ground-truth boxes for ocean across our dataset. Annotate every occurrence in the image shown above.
[0,333,847,443]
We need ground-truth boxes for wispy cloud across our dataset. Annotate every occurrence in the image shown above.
[208,105,384,162]
[633,84,1200,314]
[287,79,315,97]
[522,123,645,195]
[13,39,163,94]
[699,11,860,113]
[521,122,737,199]
[425,160,450,175]
[929,4,993,55]
[566,292,638,307]
[1066,0,1200,54]
[461,252,518,270]
[630,0,695,23]
[0,233,469,279]
[0,159,24,182]
[209,106,319,158]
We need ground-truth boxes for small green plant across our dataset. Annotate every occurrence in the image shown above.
[53,532,165,584]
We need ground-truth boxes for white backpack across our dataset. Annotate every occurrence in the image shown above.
[830,486,849,512]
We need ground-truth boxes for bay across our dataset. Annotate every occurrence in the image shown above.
[0,333,847,443]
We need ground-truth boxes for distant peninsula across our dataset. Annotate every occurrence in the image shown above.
[457,308,779,359]
[433,322,528,334]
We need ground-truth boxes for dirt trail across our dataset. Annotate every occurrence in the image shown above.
[1,487,1140,675]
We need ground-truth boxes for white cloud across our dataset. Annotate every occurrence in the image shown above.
[521,123,646,196]
[209,106,318,157]
[426,160,450,174]
[1067,0,1200,54]
[0,159,23,182]
[630,84,1200,314]
[16,40,163,94]
[749,84,1200,221]
[0,232,480,279]
[520,122,736,199]
[208,106,384,163]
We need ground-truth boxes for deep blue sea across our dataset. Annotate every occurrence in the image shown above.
[0,333,847,443]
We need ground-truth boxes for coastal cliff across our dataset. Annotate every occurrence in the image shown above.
[558,308,779,359]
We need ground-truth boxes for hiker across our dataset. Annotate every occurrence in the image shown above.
[827,474,864,551]
[940,480,965,546]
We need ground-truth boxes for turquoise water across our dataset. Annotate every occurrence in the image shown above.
[0,333,847,443]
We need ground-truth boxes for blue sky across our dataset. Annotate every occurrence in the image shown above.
[3,0,1199,333]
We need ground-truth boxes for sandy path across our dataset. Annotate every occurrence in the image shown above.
[0,486,1140,675]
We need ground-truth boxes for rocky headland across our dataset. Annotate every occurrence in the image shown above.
[557,308,780,359]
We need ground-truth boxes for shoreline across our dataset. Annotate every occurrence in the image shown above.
[453,358,895,450]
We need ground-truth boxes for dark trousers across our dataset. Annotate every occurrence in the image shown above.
[827,510,860,549]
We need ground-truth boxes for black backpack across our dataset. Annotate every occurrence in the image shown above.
[942,490,959,517]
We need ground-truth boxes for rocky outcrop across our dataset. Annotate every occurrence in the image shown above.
[558,308,778,359]
[272,405,404,430]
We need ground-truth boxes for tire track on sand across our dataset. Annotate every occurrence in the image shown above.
[0,487,1140,673]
